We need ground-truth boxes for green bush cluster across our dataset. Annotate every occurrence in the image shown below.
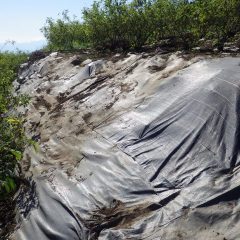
[42,0,240,51]
[0,51,29,198]
[42,10,90,51]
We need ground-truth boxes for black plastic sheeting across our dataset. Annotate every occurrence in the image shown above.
[13,57,240,240]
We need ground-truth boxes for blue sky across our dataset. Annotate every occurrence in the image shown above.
[0,0,94,43]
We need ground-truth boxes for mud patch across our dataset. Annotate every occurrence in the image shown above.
[33,96,52,111]
[148,64,167,73]
[83,112,93,123]
[83,200,161,239]
[0,197,16,240]
[71,56,82,66]
[15,180,38,219]
[0,179,37,240]
[120,83,136,93]
[125,62,139,75]
[49,103,64,118]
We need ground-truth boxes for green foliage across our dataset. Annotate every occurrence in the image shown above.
[41,10,90,51]
[193,0,240,49]
[42,0,240,51]
[83,0,130,50]
[0,51,29,198]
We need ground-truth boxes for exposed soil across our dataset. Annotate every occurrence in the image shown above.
[0,197,16,240]
[81,200,162,240]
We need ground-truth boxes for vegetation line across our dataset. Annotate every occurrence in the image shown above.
[0,51,30,199]
[42,0,240,51]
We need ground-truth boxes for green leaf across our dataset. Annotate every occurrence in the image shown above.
[3,181,11,193]
[7,177,16,192]
[33,141,40,152]
[28,139,40,152]
[10,149,22,161]
[2,177,16,194]
[7,118,20,125]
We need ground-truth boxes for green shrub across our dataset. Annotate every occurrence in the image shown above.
[42,10,90,51]
[83,0,130,50]
[42,0,240,51]
[192,0,240,49]
[0,51,29,198]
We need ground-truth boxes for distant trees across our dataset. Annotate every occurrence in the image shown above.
[41,0,240,51]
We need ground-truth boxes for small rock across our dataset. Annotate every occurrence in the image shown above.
[55,57,63,60]
[49,52,58,58]
[231,32,240,47]
[39,62,50,77]
[192,47,201,52]
[17,76,25,83]
[198,39,214,52]
[224,42,235,47]
[223,46,239,53]
[142,53,150,58]
[222,52,231,56]
[81,59,92,66]
[20,63,28,69]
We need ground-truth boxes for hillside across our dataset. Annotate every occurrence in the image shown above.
[1,0,240,239]
[6,50,240,239]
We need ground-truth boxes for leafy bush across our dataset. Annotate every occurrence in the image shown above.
[42,0,240,51]
[188,0,240,49]
[83,0,130,50]
[0,51,29,198]
[41,10,90,51]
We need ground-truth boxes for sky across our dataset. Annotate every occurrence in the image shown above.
[0,0,94,46]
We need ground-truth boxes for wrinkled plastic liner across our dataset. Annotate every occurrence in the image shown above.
[13,57,240,240]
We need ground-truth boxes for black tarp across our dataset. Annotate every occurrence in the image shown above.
[13,57,240,240]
